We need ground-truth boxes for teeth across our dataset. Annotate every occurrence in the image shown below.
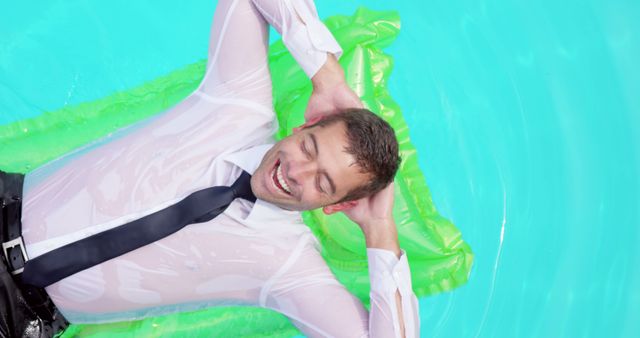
[276,162,291,194]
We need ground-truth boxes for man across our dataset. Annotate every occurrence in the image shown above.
[1,0,420,337]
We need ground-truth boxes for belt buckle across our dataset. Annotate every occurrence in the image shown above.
[2,236,29,275]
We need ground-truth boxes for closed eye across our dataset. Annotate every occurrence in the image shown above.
[300,134,335,196]
[301,140,312,159]
[316,176,324,194]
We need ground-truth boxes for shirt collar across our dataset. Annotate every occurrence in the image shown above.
[223,143,274,175]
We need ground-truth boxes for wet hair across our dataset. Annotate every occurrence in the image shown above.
[309,108,401,203]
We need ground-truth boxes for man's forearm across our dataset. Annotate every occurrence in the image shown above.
[363,220,402,258]
[311,53,345,91]
[250,0,342,78]
[304,52,363,120]
[363,221,406,337]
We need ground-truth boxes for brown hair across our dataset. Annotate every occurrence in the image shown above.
[309,108,401,203]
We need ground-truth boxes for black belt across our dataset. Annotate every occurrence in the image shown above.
[1,172,56,322]
[2,197,28,275]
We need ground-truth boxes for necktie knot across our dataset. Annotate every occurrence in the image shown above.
[232,171,257,203]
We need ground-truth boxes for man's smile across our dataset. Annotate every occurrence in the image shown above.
[270,158,292,196]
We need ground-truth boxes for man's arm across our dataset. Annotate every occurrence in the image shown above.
[364,222,414,338]
[265,182,420,337]
[342,182,420,338]
[249,0,363,121]
[197,0,344,99]
[195,0,274,109]
[307,53,364,121]
[249,0,342,77]
[262,228,420,338]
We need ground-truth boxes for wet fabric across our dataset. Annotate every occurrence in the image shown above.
[22,170,255,288]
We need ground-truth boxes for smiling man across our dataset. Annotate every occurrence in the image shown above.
[0,0,420,337]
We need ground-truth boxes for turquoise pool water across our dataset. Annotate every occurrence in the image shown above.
[1,0,638,337]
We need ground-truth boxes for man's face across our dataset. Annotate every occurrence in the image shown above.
[251,121,370,211]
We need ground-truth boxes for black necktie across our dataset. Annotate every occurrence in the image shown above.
[22,170,256,288]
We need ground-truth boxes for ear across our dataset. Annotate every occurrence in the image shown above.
[293,116,323,133]
[322,200,358,215]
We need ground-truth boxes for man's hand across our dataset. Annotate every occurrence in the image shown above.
[340,182,401,257]
[306,53,363,121]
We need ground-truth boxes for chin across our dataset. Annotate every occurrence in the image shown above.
[256,182,299,209]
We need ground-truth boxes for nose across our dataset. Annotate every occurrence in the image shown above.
[285,159,315,187]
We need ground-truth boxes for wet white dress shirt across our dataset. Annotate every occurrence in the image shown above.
[20,0,420,336]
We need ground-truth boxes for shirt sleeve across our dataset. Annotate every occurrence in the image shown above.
[251,0,343,78]
[367,248,421,338]
[197,0,342,101]
[263,238,421,338]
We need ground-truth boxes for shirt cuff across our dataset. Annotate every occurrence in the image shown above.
[367,248,414,297]
[284,0,343,78]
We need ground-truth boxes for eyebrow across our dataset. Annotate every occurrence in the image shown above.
[309,132,337,195]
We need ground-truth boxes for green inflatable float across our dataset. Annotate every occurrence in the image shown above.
[0,7,473,337]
